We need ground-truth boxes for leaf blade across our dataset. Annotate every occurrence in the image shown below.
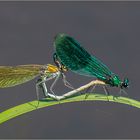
[0,94,140,124]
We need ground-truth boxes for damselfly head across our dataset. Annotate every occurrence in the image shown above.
[121,78,129,89]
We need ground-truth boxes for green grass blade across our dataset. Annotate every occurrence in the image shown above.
[0,93,140,124]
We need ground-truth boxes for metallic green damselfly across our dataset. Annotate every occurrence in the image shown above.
[53,33,129,95]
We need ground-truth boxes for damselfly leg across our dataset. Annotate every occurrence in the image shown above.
[103,86,110,101]
[50,72,61,100]
[118,88,128,96]
[85,85,96,99]
[36,76,55,107]
[36,72,75,102]
[61,73,75,90]
[36,75,57,98]
[36,78,49,99]
[53,52,75,90]
[36,79,48,107]
[84,84,110,101]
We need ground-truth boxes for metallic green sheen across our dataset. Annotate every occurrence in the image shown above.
[54,33,122,87]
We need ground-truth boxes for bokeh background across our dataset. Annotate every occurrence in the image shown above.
[0,1,139,138]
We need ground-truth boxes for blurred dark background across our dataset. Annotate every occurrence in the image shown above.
[0,1,139,139]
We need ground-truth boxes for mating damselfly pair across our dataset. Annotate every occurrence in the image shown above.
[0,33,129,101]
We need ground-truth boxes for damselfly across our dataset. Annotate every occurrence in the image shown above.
[0,64,71,100]
[53,33,129,96]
